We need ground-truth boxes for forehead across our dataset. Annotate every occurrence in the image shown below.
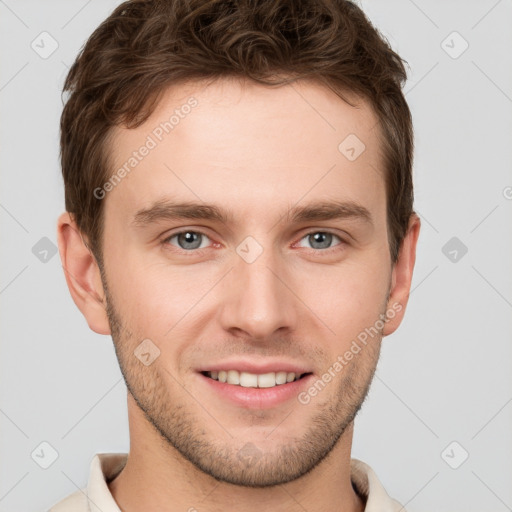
[105,77,385,228]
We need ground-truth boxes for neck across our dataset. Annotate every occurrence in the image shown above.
[108,395,365,512]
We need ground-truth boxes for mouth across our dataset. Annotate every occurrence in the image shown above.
[200,370,312,388]
[196,360,315,409]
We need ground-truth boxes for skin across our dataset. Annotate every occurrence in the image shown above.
[58,77,420,512]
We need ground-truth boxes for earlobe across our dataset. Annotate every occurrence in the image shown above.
[383,214,421,337]
[57,212,111,335]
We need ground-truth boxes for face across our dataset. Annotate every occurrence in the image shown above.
[98,77,396,486]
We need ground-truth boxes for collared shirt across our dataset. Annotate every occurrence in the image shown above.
[49,453,406,511]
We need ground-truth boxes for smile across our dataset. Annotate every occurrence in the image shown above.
[202,370,310,388]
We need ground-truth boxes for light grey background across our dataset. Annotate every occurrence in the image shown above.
[1,1,511,511]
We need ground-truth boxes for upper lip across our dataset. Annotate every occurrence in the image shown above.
[197,359,312,375]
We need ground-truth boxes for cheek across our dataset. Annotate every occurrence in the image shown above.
[300,255,390,344]
[106,255,219,338]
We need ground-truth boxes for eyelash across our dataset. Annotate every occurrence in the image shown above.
[162,229,346,255]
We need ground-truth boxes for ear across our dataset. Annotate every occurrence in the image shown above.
[57,212,111,335]
[383,213,421,336]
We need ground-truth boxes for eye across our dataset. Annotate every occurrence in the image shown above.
[164,230,212,251]
[296,231,343,250]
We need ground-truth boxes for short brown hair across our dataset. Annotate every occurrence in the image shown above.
[61,0,414,265]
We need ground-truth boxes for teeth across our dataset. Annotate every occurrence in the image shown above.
[276,371,287,385]
[206,370,304,388]
[257,372,276,388]
[227,370,240,385]
[240,372,258,387]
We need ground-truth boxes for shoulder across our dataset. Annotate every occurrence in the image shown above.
[350,458,406,512]
[48,488,88,511]
[47,453,127,512]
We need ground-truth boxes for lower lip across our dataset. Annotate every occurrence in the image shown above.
[198,372,314,409]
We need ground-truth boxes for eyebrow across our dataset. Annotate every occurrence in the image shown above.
[132,198,373,228]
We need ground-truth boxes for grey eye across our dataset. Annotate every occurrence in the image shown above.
[168,231,209,250]
[299,232,342,250]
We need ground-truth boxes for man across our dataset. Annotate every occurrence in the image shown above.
[51,0,420,510]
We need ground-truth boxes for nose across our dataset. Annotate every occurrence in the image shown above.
[218,247,298,340]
